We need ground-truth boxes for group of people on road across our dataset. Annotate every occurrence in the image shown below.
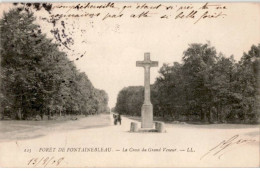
[113,113,122,125]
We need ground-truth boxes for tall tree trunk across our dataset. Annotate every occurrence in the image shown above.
[200,106,203,121]
[208,106,211,123]
[17,108,22,120]
[216,105,219,123]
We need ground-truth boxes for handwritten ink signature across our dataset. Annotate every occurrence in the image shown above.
[200,134,256,160]
[27,156,65,167]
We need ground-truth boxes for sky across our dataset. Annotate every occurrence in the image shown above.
[1,2,260,108]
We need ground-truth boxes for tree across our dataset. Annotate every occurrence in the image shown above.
[181,43,217,122]
[153,62,185,120]
[0,8,109,119]
[235,44,260,122]
[115,43,259,124]
[115,86,143,116]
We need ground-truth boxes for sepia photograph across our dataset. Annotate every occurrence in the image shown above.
[0,1,259,168]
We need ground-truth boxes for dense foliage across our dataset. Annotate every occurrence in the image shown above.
[0,9,109,120]
[115,43,260,123]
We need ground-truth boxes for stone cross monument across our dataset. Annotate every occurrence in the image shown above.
[136,53,158,128]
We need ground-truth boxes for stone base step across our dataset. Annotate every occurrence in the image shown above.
[138,128,157,133]
[130,121,166,133]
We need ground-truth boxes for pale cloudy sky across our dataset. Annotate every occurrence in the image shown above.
[1,2,260,108]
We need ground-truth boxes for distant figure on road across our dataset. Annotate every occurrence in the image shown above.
[113,113,117,125]
[113,113,122,125]
[118,114,122,125]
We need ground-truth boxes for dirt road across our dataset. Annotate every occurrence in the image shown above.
[0,114,259,167]
[0,114,112,142]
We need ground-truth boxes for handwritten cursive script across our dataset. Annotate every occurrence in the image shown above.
[48,2,228,24]
[200,134,256,160]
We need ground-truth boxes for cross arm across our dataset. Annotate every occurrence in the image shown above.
[136,61,159,67]
[136,61,145,67]
[150,61,159,67]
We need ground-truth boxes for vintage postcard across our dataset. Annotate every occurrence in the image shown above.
[0,1,259,168]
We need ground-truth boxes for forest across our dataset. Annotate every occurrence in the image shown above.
[0,8,109,120]
[115,43,260,124]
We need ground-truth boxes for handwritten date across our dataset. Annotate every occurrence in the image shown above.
[28,156,65,167]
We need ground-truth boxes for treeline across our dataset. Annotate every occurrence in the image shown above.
[115,43,260,123]
[0,9,109,120]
